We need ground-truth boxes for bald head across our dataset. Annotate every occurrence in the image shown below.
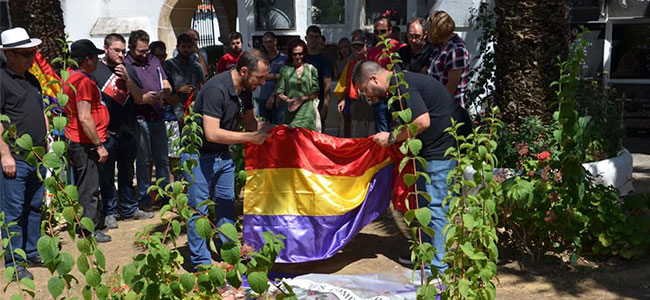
[352,60,386,87]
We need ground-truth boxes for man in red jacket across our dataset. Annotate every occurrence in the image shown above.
[217,32,243,73]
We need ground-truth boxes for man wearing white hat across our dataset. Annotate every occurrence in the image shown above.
[0,27,49,281]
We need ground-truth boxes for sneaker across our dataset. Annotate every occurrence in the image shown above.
[123,209,155,221]
[104,215,118,229]
[12,265,34,281]
[138,203,161,213]
[398,255,414,266]
[92,231,112,243]
[27,256,45,268]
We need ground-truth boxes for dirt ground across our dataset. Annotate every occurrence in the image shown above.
[3,131,650,299]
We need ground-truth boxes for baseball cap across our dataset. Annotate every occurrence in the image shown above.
[350,31,366,45]
[70,39,104,61]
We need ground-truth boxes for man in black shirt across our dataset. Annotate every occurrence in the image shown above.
[93,33,153,230]
[352,59,471,276]
[398,18,434,74]
[0,27,48,281]
[183,49,271,270]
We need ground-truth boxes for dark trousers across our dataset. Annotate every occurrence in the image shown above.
[69,142,101,231]
[99,134,137,218]
[0,159,45,267]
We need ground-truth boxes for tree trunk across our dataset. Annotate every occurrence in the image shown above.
[494,0,569,126]
[8,0,65,66]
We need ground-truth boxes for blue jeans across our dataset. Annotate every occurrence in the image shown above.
[417,159,456,274]
[182,152,235,267]
[0,159,45,267]
[135,120,170,206]
[374,100,390,132]
[99,134,137,217]
[256,98,286,125]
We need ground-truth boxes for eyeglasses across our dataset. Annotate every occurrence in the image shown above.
[292,52,304,57]
[133,48,148,55]
[109,47,126,55]
[374,29,388,35]
[408,34,424,40]
[356,77,371,99]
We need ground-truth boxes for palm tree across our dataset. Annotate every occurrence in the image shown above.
[493,0,569,126]
[8,0,65,66]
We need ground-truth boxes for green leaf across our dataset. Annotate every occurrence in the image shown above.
[208,265,226,286]
[397,108,412,123]
[458,278,471,298]
[20,276,35,290]
[80,217,95,233]
[85,268,101,288]
[5,266,15,282]
[62,206,76,225]
[414,208,432,227]
[172,181,182,194]
[248,271,269,294]
[598,233,612,247]
[57,252,75,275]
[11,293,24,300]
[180,273,195,292]
[459,242,487,260]
[16,134,33,151]
[37,235,59,262]
[171,220,181,237]
[42,152,62,168]
[94,249,106,269]
[404,173,417,187]
[53,116,67,131]
[48,277,65,299]
[77,253,90,274]
[406,139,422,156]
[51,141,66,157]
[122,264,137,286]
[195,217,212,240]
[220,243,241,265]
[219,222,239,243]
[81,285,92,300]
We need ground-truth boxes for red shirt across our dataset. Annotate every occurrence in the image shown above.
[217,51,243,73]
[64,70,109,144]
[366,39,405,68]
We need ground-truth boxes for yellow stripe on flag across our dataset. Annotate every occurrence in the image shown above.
[244,158,392,216]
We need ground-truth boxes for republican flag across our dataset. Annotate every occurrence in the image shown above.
[243,126,396,263]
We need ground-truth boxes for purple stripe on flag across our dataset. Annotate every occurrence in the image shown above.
[243,163,393,263]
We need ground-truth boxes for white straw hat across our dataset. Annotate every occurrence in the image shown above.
[0,27,42,49]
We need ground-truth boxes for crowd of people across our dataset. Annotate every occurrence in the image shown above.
[0,9,471,280]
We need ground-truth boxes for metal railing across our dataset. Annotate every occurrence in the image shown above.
[191,0,217,48]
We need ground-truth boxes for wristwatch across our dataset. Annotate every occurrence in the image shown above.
[93,141,103,148]
[388,131,395,145]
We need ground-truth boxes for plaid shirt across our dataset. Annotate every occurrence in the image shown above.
[428,34,470,107]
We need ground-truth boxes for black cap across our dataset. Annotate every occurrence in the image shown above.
[351,32,366,45]
[70,39,104,61]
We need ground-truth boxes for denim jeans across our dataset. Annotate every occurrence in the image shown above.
[135,119,170,206]
[374,100,390,132]
[181,152,235,267]
[256,98,286,125]
[417,159,456,274]
[99,134,137,218]
[0,159,45,267]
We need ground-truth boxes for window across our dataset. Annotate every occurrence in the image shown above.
[364,0,407,26]
[610,23,650,79]
[255,0,295,30]
[312,0,345,24]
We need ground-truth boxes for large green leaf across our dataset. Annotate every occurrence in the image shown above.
[48,277,65,299]
[195,217,212,240]
[247,271,269,294]
[219,222,238,243]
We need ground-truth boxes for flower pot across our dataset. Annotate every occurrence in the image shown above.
[463,148,634,196]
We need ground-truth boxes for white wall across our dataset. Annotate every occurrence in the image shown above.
[60,0,165,49]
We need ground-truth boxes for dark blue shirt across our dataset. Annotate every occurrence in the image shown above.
[305,52,332,109]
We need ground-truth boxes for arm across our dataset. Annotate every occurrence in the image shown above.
[0,122,16,177]
[242,109,258,132]
[445,68,462,97]
[372,112,430,147]
[202,114,268,145]
[196,48,209,77]
[321,76,332,117]
[77,101,108,162]
[43,112,50,151]
[217,57,225,74]
[115,64,143,104]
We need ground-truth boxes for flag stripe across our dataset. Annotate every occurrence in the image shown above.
[244,158,392,216]
[243,163,393,263]
[245,126,391,177]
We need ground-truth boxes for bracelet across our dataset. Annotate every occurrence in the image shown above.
[93,141,103,148]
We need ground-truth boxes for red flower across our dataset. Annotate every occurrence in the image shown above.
[536,151,551,161]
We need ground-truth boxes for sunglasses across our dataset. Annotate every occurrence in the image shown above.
[408,34,424,40]
[11,50,36,58]
[292,52,304,57]
[374,29,388,35]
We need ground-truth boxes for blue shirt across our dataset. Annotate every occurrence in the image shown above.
[258,52,287,101]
